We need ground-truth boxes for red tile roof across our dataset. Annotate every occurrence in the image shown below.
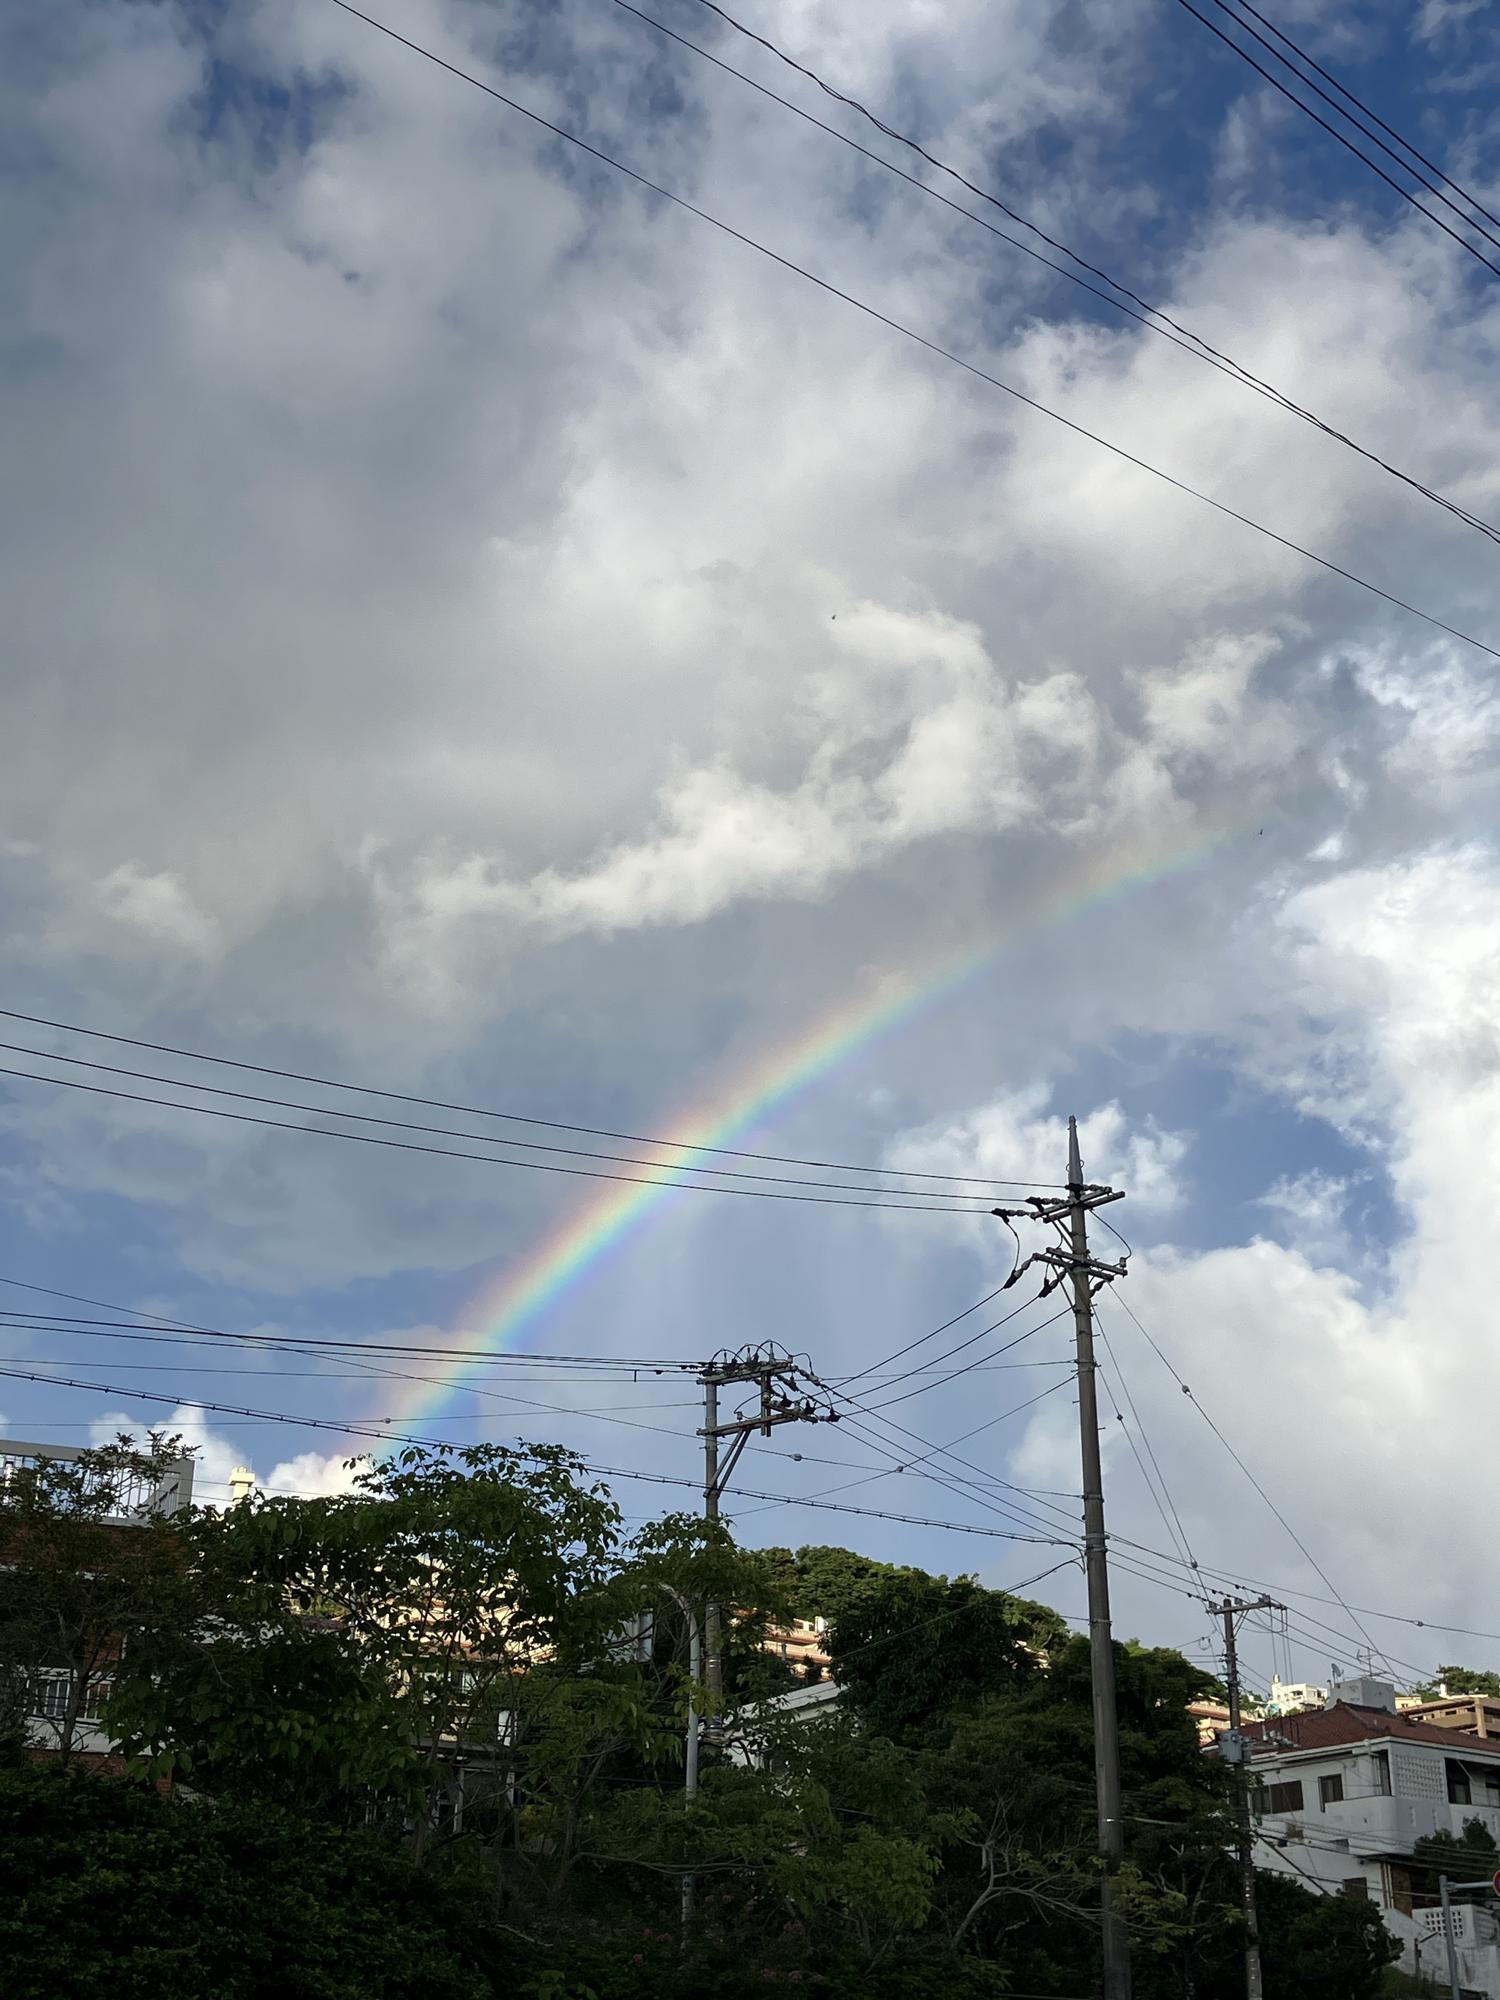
[1236,1703,1500,1759]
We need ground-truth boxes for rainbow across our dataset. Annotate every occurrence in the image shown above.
[389,811,1249,1425]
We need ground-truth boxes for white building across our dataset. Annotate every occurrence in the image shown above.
[1267,1672,1328,1714]
[1,1434,194,1761]
[726,1676,843,1768]
[1235,1678,1500,1996]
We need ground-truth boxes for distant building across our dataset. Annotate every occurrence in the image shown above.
[0,1435,194,1518]
[0,1435,194,1768]
[1188,1698,1232,1747]
[1266,1672,1328,1715]
[1231,1680,1500,1995]
[1398,1692,1500,1742]
[727,1676,843,1767]
[760,1614,833,1680]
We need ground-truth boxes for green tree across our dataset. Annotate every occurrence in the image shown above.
[0,1756,517,2000]
[0,1433,198,1764]
[755,1544,927,1627]
[828,1568,1066,1737]
[110,1441,632,1832]
[1245,1870,1400,2000]
[1411,1815,1500,1907]
[1414,1664,1500,1698]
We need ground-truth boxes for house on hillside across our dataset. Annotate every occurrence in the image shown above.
[1229,1676,1500,1996]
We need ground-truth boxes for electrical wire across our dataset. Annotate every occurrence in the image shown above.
[0,1276,699,1370]
[814,1382,1083,1534]
[1171,0,1500,280]
[0,1060,1002,1214]
[0,1277,1080,1527]
[608,0,1500,551]
[0,1361,1074,1545]
[0,1006,1060,1191]
[322,0,1500,665]
[1113,1529,1500,1653]
[1109,1289,1394,1675]
[1203,0,1500,254]
[1094,1307,1196,1571]
[764,1373,1076,1516]
[862,1304,1074,1409]
[1223,0,1500,237]
[0,1035,1015,1206]
[840,1277,1015,1388]
[1095,1345,1194,1575]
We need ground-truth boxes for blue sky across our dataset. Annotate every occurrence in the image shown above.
[4,0,1500,1687]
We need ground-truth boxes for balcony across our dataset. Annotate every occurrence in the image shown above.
[1317,1794,1500,1856]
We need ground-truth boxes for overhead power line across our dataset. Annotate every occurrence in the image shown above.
[1172,0,1500,281]
[1110,1290,1392,1672]
[11,1313,1487,1649]
[0,1273,1079,1518]
[0,1361,1070,1545]
[0,1276,698,1370]
[323,0,1500,664]
[0,1060,999,1215]
[0,1005,1059,1191]
[0,1036,1002,1207]
[619,0,1500,549]
[1222,0,1500,239]
[1201,0,1500,256]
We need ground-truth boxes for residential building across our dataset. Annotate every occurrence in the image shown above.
[0,1435,194,1517]
[760,1613,833,1680]
[727,1675,843,1768]
[1399,1692,1500,1742]
[1266,1672,1328,1714]
[1233,1678,1500,1995]
[1188,1698,1232,1747]
[0,1435,194,1767]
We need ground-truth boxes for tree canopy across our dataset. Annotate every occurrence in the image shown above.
[1415,1663,1500,1698]
[0,1438,1406,1999]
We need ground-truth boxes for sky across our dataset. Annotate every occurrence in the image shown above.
[4,0,1500,1694]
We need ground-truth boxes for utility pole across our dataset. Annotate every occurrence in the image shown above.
[658,1583,702,1940]
[1435,1872,1492,2000]
[1439,1875,1461,2000]
[1212,1592,1281,2000]
[998,1118,1131,1999]
[698,1345,831,1721]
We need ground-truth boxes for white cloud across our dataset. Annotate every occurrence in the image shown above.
[887,1087,1189,1224]
[263,1448,369,1500]
[1002,844,1500,1666]
[93,864,220,960]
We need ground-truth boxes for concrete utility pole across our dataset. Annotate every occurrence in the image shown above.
[998,1118,1131,1999]
[698,1345,828,1720]
[1213,1592,1281,2000]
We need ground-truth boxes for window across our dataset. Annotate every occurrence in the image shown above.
[1373,1750,1391,1796]
[1253,1779,1304,1816]
[1484,1776,1500,1807]
[30,1671,72,1720]
[1340,1878,1369,1900]
[1448,1762,1473,1807]
[1319,1774,1345,1807]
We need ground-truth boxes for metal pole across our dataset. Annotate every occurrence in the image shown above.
[703,1375,723,1722]
[1221,1598,1265,2000]
[1066,1115,1132,2000]
[1439,1875,1462,2000]
[682,1616,701,1938]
